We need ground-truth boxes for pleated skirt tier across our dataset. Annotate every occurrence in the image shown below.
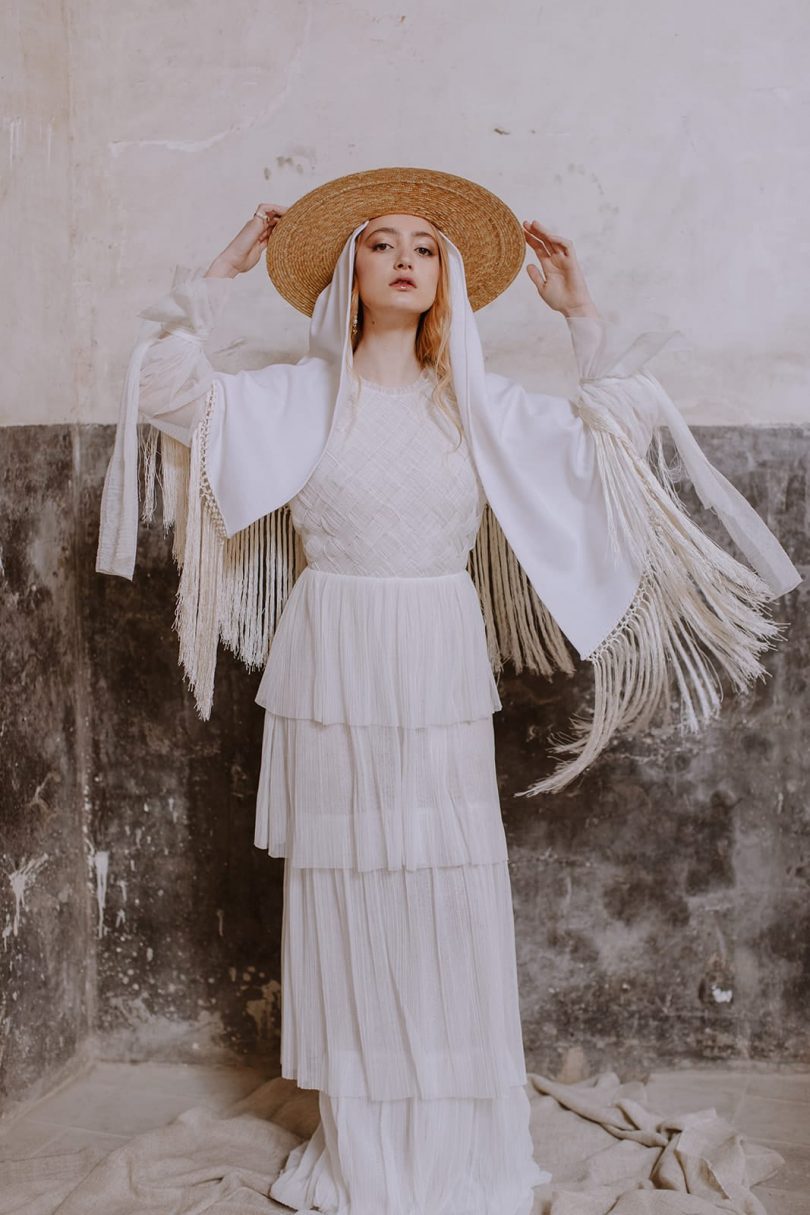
[253,566,551,1214]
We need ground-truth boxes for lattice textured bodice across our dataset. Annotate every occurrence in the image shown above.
[289,371,485,577]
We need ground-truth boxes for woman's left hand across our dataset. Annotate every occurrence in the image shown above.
[523,220,601,318]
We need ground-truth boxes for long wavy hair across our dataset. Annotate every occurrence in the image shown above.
[345,227,464,449]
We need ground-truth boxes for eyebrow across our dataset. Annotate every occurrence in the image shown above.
[366,226,438,242]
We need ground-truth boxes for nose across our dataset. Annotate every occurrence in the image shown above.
[395,249,413,269]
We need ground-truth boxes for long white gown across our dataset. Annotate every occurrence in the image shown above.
[134,270,553,1212]
[106,261,792,1215]
[251,367,551,1213]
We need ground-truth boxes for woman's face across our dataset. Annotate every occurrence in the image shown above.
[353,213,441,321]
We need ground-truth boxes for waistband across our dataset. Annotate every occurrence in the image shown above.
[301,565,472,585]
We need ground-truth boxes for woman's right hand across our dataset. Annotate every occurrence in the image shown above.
[205,204,288,278]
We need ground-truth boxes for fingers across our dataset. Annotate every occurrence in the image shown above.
[523,219,571,256]
[252,203,288,229]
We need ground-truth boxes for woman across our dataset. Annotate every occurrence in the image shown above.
[96,168,800,1213]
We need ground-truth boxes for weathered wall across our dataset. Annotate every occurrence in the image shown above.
[1,423,807,1111]
[4,0,809,426]
[2,0,808,1111]
[79,427,284,1066]
[500,428,809,1079]
[0,0,92,1110]
[0,427,94,1108]
[1,0,75,428]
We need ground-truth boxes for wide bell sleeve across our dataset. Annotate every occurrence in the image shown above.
[515,315,802,797]
[95,267,311,722]
[95,266,232,581]
[137,269,233,445]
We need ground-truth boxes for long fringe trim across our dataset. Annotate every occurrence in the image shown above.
[138,384,306,719]
[138,385,577,714]
[467,503,575,679]
[516,418,791,798]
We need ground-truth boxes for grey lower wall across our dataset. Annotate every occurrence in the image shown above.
[0,429,94,1107]
[1,423,807,1111]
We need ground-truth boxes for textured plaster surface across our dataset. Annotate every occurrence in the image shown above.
[0,427,93,1104]
[1,423,807,1110]
[2,0,808,1111]
[3,0,809,425]
[498,428,809,1078]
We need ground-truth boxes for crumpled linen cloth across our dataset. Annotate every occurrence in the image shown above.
[0,1069,784,1215]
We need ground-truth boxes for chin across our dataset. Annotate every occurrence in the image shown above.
[376,298,428,319]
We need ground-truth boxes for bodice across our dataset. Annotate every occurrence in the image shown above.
[289,370,485,577]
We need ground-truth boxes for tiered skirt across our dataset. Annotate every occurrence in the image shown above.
[253,566,551,1214]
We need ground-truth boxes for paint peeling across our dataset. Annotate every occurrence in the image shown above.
[7,854,49,935]
[711,985,734,1004]
[29,772,57,814]
[92,849,109,939]
[109,129,241,157]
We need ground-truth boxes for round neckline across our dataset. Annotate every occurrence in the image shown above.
[356,368,431,396]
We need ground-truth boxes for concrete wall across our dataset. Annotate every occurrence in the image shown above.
[2,424,807,1111]
[2,0,808,1111]
[2,1,75,424]
[5,0,809,426]
[0,1,94,1111]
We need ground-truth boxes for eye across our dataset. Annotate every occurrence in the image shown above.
[416,246,435,256]
[371,241,391,251]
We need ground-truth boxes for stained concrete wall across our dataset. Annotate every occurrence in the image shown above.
[0,427,95,1107]
[0,2,94,1111]
[2,0,808,1112]
[2,423,807,1112]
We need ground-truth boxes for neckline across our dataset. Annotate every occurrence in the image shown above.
[355,368,431,396]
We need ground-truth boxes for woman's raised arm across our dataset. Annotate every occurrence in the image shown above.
[137,204,287,446]
[96,204,286,580]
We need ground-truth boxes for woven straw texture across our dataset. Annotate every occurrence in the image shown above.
[265,166,525,314]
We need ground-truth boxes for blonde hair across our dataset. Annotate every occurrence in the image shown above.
[346,229,464,449]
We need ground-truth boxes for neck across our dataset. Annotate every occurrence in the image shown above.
[351,311,423,387]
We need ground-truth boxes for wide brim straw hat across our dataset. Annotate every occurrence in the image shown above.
[266,166,526,315]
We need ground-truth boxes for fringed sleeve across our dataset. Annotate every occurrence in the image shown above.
[517,316,802,797]
[467,503,576,680]
[95,266,232,579]
[172,383,307,720]
[95,267,307,720]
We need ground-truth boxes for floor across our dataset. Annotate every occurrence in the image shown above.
[0,1062,807,1211]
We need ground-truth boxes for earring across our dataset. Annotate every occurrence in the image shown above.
[351,313,359,337]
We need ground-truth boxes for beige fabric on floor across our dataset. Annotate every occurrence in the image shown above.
[0,1070,784,1215]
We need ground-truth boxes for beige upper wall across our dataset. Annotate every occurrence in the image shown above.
[4,0,808,426]
[2,0,74,426]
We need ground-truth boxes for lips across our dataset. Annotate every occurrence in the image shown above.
[390,277,416,288]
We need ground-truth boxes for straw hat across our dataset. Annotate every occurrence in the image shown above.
[265,166,526,315]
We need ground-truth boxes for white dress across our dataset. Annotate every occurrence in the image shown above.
[252,368,551,1213]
